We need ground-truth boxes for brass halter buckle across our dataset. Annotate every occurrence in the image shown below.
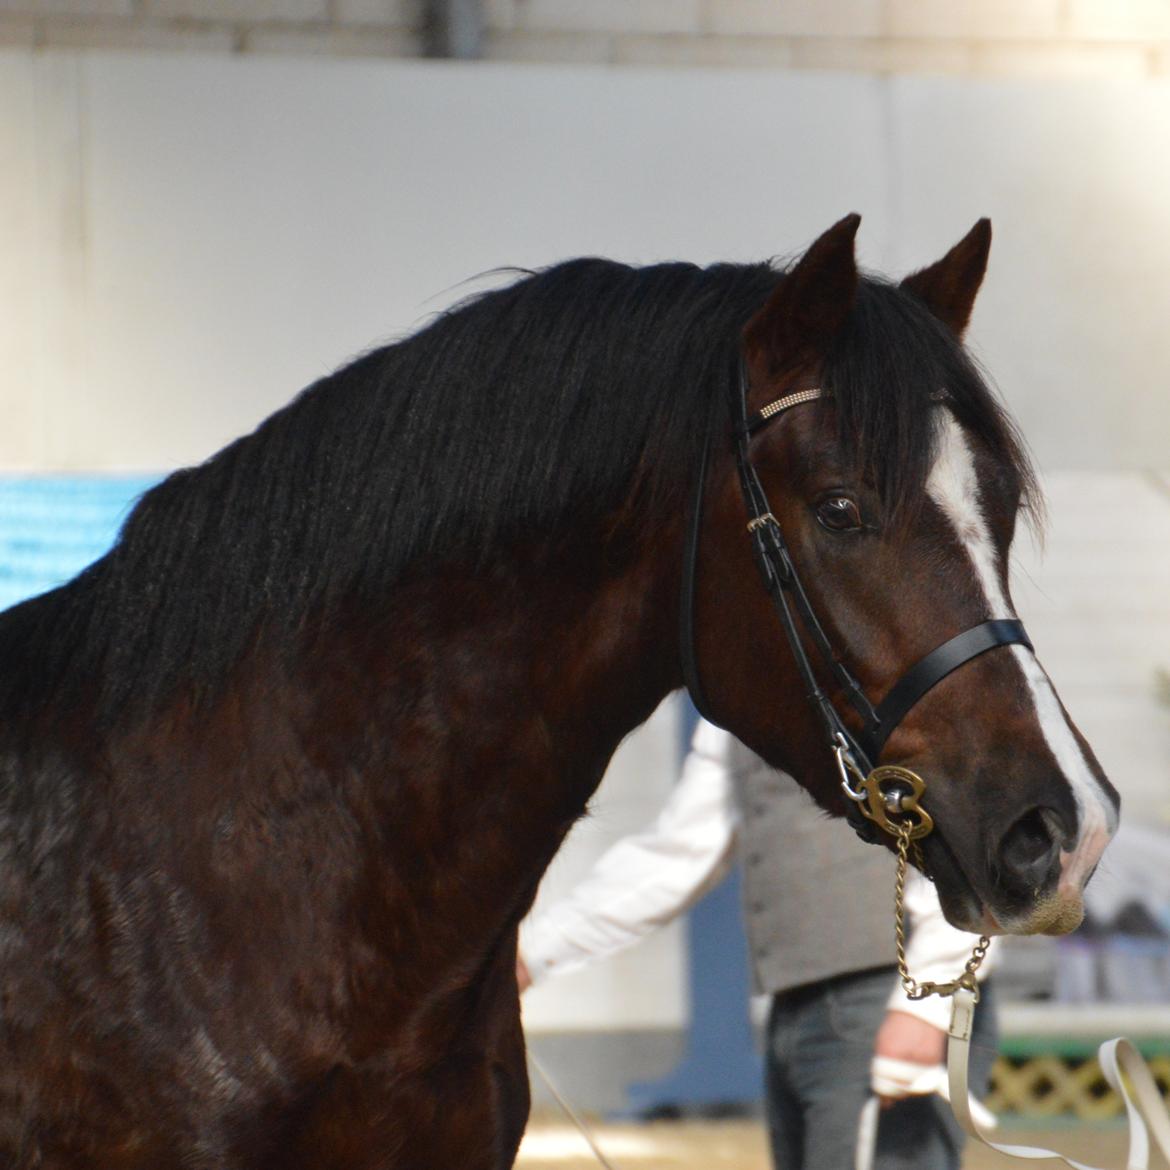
[834,737,934,841]
[860,765,935,841]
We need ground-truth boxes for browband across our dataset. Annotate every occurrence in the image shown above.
[743,387,827,435]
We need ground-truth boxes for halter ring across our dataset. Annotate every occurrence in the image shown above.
[860,766,934,841]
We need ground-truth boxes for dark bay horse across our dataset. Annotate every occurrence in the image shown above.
[0,215,1118,1168]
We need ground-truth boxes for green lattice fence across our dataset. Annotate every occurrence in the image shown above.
[989,1034,1170,1119]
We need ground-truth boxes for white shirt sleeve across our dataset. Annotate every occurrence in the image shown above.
[886,869,1000,1032]
[520,720,740,985]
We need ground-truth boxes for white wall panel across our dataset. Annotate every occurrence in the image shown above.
[2,51,1169,1031]
[1012,472,1170,828]
[888,77,1170,473]
[0,52,890,469]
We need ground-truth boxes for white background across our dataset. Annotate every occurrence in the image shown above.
[2,51,1169,1030]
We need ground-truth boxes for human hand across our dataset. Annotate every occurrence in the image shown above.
[870,1010,946,1107]
[516,955,532,993]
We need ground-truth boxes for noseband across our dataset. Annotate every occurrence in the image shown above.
[680,364,1032,843]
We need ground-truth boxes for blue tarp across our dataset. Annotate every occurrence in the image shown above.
[0,476,161,611]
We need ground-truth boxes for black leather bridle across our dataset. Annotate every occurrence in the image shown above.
[680,361,1032,842]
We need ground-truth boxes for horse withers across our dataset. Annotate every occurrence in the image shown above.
[0,216,1118,1167]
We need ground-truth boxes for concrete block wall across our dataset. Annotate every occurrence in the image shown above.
[7,0,1170,73]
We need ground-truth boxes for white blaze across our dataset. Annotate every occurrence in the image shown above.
[925,414,1117,899]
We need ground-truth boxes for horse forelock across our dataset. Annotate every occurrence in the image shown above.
[819,277,1041,537]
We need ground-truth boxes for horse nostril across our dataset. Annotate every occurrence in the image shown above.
[999,807,1062,886]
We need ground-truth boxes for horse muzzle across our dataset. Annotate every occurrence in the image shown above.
[934,793,1116,937]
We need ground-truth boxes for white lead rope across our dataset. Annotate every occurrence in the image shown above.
[856,992,1170,1170]
[947,988,1170,1170]
[528,1050,623,1170]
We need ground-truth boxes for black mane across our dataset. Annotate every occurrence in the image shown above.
[0,258,1035,728]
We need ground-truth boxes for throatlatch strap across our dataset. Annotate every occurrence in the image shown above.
[861,620,1033,760]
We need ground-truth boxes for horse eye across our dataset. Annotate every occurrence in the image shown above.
[815,496,863,533]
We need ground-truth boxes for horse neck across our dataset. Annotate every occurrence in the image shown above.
[255,529,685,890]
[371,538,682,790]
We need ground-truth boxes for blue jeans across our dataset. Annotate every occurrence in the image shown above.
[764,967,998,1170]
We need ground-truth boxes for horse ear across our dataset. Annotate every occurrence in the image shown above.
[743,213,861,373]
[900,219,992,338]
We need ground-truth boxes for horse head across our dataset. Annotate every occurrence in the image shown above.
[691,214,1119,937]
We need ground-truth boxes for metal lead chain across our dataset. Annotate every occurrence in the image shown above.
[893,821,990,1002]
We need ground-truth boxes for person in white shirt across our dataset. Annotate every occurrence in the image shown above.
[519,720,999,1170]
